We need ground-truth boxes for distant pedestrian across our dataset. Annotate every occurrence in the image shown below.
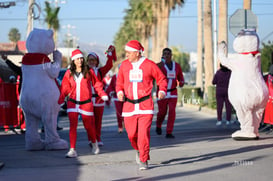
[116,40,167,170]
[155,48,185,138]
[212,64,232,126]
[58,49,108,158]
[1,54,25,133]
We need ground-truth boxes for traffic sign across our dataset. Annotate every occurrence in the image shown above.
[229,9,258,36]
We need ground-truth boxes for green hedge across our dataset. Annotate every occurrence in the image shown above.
[178,85,216,109]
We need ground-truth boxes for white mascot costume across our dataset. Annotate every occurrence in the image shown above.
[218,29,269,140]
[20,28,68,150]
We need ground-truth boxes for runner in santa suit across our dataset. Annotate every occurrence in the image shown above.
[263,65,273,131]
[86,45,116,146]
[106,73,124,133]
[103,73,112,107]
[116,40,167,170]
[156,48,185,138]
[58,49,108,158]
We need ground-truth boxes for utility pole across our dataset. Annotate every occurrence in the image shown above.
[26,0,35,37]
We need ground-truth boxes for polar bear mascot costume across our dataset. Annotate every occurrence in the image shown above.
[20,28,68,150]
[218,29,269,140]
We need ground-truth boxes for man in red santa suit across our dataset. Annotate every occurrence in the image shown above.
[156,48,185,138]
[116,40,167,170]
[59,49,108,158]
[86,45,116,146]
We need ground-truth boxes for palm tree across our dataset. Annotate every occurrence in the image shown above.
[218,0,228,56]
[203,0,214,97]
[44,1,60,43]
[151,0,184,63]
[196,0,204,90]
[8,28,21,44]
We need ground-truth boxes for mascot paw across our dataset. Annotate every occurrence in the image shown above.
[45,139,68,150]
[231,130,259,141]
[26,140,45,151]
[53,50,62,62]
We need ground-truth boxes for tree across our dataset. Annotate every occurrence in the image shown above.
[196,0,204,90]
[151,0,185,63]
[44,1,60,43]
[8,28,21,43]
[203,0,214,98]
[261,41,273,73]
[171,46,190,72]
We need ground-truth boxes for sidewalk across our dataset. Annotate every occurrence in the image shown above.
[0,104,273,181]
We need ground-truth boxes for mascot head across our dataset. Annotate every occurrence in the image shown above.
[233,29,259,54]
[26,28,55,55]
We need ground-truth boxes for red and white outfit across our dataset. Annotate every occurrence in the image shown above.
[58,68,107,148]
[88,52,113,143]
[106,74,124,130]
[264,74,273,125]
[156,61,184,135]
[116,55,167,163]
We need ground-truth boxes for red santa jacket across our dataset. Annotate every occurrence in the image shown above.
[157,61,184,98]
[116,57,167,117]
[91,57,113,107]
[58,69,107,116]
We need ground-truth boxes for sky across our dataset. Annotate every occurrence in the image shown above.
[1,0,273,53]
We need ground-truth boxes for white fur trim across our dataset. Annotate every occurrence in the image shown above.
[125,45,138,52]
[71,53,83,60]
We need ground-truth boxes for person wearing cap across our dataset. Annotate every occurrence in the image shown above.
[86,45,116,146]
[116,40,167,170]
[155,48,185,138]
[58,49,109,158]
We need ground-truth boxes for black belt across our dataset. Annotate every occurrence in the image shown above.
[125,95,150,104]
[167,88,176,92]
[69,98,91,105]
[92,94,98,97]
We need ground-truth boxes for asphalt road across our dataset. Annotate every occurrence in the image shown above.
[0,104,273,181]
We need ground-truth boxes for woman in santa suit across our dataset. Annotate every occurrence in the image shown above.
[263,65,273,132]
[116,40,167,170]
[58,49,108,158]
[86,45,116,146]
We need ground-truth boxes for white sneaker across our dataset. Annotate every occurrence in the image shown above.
[98,141,104,147]
[66,148,77,158]
[135,151,140,164]
[139,161,148,170]
[91,142,100,155]
[226,121,230,126]
[216,121,222,126]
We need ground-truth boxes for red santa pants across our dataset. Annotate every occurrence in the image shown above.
[68,112,96,148]
[114,100,124,129]
[124,114,153,163]
[156,97,177,134]
[94,106,104,142]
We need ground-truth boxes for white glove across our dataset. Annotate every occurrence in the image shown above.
[218,41,227,57]
[101,96,109,101]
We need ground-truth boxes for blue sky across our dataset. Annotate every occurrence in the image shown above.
[1,0,273,53]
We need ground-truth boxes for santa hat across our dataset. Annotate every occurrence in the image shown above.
[87,52,100,66]
[125,40,144,53]
[71,49,83,60]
